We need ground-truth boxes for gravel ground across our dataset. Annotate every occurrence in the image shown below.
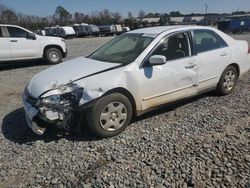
[0,34,249,188]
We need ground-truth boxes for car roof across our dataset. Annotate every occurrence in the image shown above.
[0,24,21,27]
[128,25,212,36]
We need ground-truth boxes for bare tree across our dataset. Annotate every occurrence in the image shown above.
[74,12,82,23]
[124,12,137,29]
[128,12,133,20]
[0,3,128,30]
[99,9,112,24]
[54,6,72,25]
[1,9,18,24]
[138,10,146,20]
[112,12,122,23]
[0,4,6,14]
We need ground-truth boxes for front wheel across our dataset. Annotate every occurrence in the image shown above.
[87,93,133,138]
[216,66,238,95]
[44,48,62,64]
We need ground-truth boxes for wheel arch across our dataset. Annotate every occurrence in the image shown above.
[43,45,64,58]
[228,63,240,78]
[103,87,138,117]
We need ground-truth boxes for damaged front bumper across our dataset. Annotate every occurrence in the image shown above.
[23,94,46,135]
[22,86,84,135]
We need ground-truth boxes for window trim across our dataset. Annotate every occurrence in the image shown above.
[192,29,229,55]
[0,27,9,38]
[140,30,194,68]
[0,27,3,38]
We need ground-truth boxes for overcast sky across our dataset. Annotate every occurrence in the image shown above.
[0,0,249,17]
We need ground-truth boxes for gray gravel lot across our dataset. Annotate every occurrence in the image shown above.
[0,34,250,188]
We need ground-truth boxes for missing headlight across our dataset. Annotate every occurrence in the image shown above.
[39,84,84,108]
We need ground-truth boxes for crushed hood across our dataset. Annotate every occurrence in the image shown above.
[27,57,120,98]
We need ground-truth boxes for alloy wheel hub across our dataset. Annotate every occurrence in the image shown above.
[111,112,118,120]
[100,102,128,131]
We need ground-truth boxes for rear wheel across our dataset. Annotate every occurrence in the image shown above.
[216,66,238,95]
[44,48,62,64]
[87,93,132,138]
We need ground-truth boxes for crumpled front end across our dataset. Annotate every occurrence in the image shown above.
[23,83,86,135]
[22,57,138,135]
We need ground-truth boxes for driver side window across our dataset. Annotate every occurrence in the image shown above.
[151,32,190,61]
[7,26,28,38]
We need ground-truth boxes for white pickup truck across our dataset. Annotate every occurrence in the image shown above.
[0,24,67,64]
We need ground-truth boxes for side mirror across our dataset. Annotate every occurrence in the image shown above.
[27,33,36,40]
[149,55,166,65]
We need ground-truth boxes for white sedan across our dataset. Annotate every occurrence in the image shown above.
[23,26,250,138]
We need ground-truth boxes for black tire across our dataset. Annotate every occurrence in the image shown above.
[216,66,238,95]
[87,93,133,138]
[44,48,62,64]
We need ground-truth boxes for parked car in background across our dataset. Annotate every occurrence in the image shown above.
[98,25,117,36]
[0,24,67,64]
[61,26,76,38]
[23,26,250,138]
[36,30,45,36]
[44,27,53,36]
[88,24,100,36]
[72,23,89,37]
[114,24,123,34]
[73,24,100,37]
[122,26,130,33]
[45,26,75,38]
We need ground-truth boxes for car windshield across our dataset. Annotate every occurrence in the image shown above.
[89,34,154,64]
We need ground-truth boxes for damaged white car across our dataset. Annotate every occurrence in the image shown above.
[23,26,250,138]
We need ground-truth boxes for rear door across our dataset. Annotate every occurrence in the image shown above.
[0,26,11,61]
[193,29,231,90]
[6,26,41,59]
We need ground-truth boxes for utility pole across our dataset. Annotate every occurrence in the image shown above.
[205,3,208,15]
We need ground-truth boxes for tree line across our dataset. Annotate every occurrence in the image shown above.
[0,4,249,31]
[0,5,184,31]
[0,4,137,30]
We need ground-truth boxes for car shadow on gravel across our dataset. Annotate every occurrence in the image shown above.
[133,91,214,122]
[0,59,47,71]
[2,92,215,144]
[1,108,97,144]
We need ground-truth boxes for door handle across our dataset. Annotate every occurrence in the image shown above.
[185,63,197,69]
[220,52,228,56]
[10,40,18,42]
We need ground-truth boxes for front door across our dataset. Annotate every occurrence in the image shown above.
[139,32,199,110]
[0,26,11,61]
[6,26,40,59]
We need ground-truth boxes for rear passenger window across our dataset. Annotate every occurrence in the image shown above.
[7,26,28,38]
[194,30,228,53]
